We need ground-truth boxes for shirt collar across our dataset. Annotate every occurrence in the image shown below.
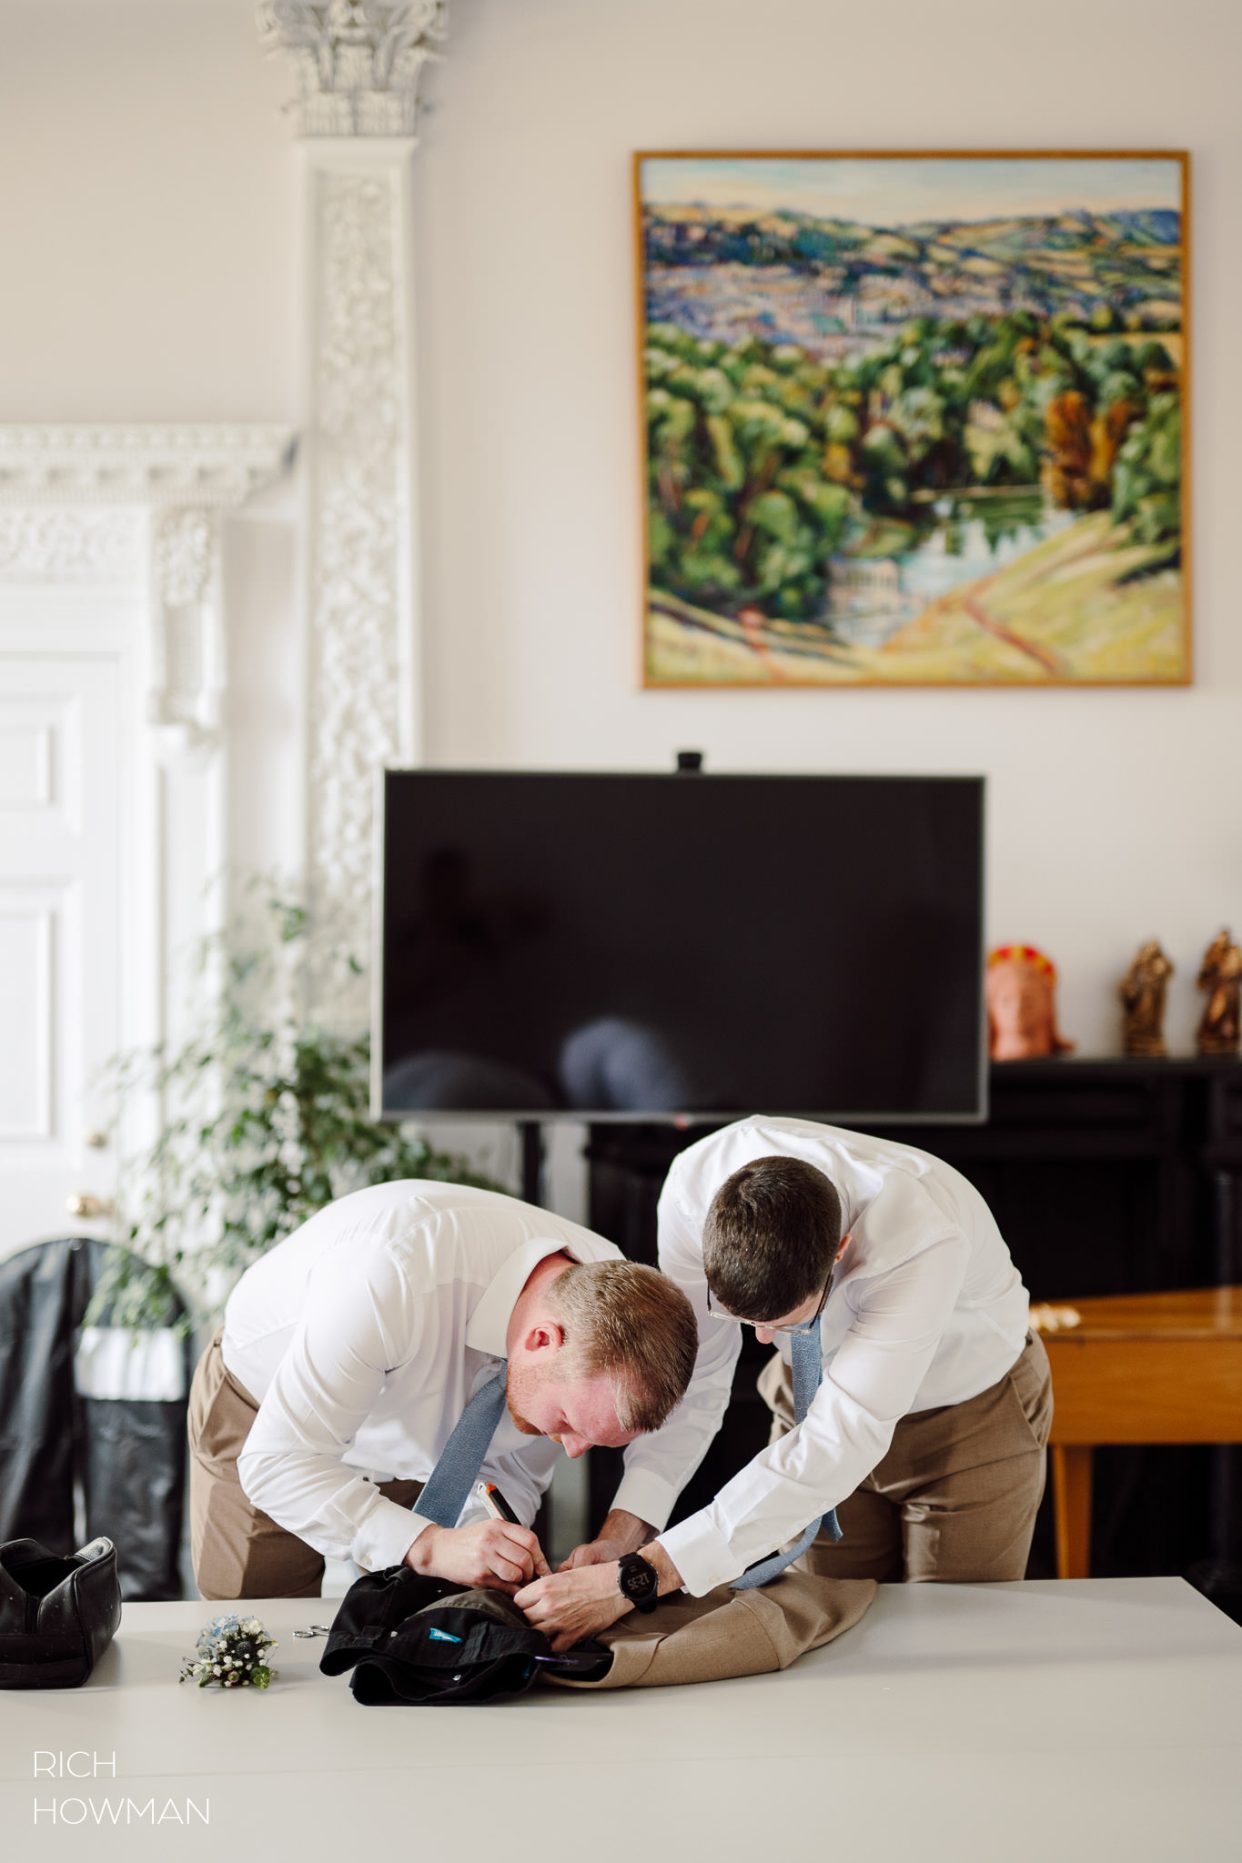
[464,1235,587,1360]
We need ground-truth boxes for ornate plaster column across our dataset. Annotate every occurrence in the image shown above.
[258,1,445,1026]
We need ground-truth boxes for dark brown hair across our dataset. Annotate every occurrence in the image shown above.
[703,1155,841,1322]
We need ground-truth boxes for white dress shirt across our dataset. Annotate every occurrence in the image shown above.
[612,1117,1030,1595]
[221,1181,620,1574]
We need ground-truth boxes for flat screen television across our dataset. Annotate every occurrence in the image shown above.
[376,769,985,1123]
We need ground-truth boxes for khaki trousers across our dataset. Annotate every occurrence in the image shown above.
[187,1330,424,1601]
[759,1329,1053,1583]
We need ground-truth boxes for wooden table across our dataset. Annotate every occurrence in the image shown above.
[1041,1286,1242,1578]
[2,1582,1240,1862]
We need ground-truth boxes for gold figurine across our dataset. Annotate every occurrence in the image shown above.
[1196,929,1242,1056]
[1120,940,1174,1057]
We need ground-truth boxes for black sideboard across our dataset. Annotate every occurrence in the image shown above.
[582,1057,1242,1591]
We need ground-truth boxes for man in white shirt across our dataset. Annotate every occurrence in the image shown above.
[517,1117,1052,1650]
[187,1181,697,1601]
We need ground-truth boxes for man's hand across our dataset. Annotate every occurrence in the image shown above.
[405,1520,551,1593]
[515,1563,632,1653]
[558,1507,654,1571]
[518,1538,685,1653]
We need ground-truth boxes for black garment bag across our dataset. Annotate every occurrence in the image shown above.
[320,1564,610,1704]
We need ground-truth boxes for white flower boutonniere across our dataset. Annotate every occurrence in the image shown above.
[179,1614,277,1689]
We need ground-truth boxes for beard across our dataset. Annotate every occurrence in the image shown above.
[507,1399,542,1436]
[505,1368,544,1437]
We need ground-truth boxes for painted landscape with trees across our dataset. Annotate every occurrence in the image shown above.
[638,155,1188,686]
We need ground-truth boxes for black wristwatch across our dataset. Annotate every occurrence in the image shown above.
[616,1552,660,1614]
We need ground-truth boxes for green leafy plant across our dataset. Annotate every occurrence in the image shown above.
[86,885,503,1335]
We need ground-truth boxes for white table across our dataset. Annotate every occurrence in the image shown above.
[3,1579,1240,1862]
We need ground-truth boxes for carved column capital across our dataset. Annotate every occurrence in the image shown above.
[257,0,447,138]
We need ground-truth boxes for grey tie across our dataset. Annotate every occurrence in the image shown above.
[731,1316,843,1590]
[415,1363,508,1529]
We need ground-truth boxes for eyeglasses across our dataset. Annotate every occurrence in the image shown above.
[705,1271,833,1335]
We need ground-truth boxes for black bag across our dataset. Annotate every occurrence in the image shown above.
[0,1536,122,1689]
[320,1564,609,1705]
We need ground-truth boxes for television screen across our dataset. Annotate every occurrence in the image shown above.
[377,770,985,1122]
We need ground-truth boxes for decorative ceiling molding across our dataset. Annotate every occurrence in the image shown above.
[0,425,297,508]
[257,0,447,138]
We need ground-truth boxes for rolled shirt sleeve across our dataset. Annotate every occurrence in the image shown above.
[611,1183,742,1531]
[657,1231,973,1594]
[236,1234,439,1574]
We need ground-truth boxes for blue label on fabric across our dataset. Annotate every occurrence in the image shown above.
[427,1628,463,1643]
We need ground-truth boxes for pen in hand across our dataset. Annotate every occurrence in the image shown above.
[475,1481,551,1577]
[477,1480,521,1524]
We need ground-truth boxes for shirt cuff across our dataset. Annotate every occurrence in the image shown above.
[352,1497,434,1575]
[657,1513,742,1597]
[611,1466,678,1534]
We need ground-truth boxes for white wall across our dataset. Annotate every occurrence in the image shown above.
[0,0,304,906]
[3,0,1240,1057]
[0,0,296,423]
[416,0,1241,1056]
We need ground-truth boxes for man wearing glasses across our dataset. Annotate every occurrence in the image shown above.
[517,1115,1050,1651]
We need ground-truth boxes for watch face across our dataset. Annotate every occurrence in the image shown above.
[621,1555,657,1602]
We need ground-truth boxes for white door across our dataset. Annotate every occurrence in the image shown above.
[0,652,123,1257]
[0,439,294,1273]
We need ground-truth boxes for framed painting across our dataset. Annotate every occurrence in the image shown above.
[636,152,1190,687]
